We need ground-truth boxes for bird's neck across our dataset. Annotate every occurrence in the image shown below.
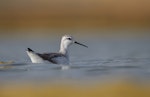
[59,43,69,56]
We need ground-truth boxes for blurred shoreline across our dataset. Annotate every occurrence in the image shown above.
[0,0,150,39]
[0,28,150,40]
[0,0,150,29]
[0,79,150,97]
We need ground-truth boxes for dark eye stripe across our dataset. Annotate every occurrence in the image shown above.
[68,38,72,40]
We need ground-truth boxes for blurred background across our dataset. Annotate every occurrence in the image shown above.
[0,0,150,97]
[0,0,150,38]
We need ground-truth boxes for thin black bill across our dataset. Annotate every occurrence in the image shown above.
[74,41,88,48]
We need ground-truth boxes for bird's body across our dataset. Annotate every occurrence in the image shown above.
[26,35,88,65]
[27,49,69,64]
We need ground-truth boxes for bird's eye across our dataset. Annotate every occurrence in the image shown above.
[68,38,72,40]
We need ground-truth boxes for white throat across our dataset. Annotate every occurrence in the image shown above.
[59,41,69,56]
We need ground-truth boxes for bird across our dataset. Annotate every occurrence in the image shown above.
[26,35,88,65]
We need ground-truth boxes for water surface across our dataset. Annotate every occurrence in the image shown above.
[0,38,150,82]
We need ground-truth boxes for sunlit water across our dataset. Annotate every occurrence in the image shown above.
[0,37,150,83]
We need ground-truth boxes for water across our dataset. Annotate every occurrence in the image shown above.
[0,37,150,83]
[0,36,150,97]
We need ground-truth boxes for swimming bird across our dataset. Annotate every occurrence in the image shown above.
[26,35,88,64]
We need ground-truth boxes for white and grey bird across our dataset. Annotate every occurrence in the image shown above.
[26,35,88,65]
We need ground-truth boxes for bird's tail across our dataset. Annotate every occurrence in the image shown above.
[27,48,34,52]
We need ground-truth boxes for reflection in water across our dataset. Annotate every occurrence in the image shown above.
[0,57,149,81]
